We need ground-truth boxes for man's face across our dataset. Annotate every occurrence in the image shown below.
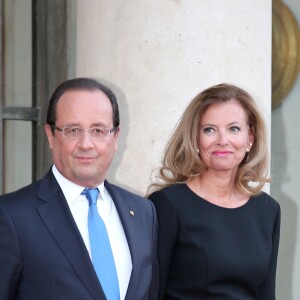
[45,89,119,187]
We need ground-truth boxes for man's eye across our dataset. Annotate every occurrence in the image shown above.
[93,128,105,134]
[63,127,81,136]
[70,127,81,133]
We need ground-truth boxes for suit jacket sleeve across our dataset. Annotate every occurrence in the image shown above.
[0,204,22,300]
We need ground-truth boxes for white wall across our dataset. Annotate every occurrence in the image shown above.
[271,0,300,298]
[75,0,272,195]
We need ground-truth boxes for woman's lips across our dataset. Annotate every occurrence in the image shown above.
[212,150,232,156]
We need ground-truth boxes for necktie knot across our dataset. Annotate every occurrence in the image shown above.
[82,188,99,206]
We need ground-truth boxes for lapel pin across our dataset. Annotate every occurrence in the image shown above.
[130,210,135,216]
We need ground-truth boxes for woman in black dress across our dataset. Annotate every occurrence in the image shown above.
[148,83,280,300]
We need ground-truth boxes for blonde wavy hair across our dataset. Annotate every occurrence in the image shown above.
[148,83,270,196]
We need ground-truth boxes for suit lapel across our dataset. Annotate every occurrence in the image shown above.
[36,171,106,300]
[105,182,142,300]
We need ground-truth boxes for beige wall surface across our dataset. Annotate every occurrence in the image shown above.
[75,0,272,194]
[271,0,300,299]
[74,0,300,299]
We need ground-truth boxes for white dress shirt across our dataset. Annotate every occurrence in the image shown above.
[52,165,132,300]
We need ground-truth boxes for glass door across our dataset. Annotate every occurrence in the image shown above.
[1,0,33,193]
[0,0,71,194]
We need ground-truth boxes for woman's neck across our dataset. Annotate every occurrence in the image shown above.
[187,171,249,208]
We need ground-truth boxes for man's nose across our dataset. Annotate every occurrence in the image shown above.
[78,130,94,146]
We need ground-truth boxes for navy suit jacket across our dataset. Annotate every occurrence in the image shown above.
[0,169,158,300]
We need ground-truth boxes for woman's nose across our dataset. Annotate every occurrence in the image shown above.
[217,130,229,145]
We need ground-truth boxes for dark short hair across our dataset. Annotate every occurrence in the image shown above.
[46,78,120,130]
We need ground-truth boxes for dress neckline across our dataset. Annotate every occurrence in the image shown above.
[183,183,253,211]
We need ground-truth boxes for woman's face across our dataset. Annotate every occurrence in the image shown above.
[198,99,254,173]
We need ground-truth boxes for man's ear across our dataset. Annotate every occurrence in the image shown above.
[45,124,54,149]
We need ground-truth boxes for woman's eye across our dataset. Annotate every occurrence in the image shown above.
[203,127,215,134]
[229,126,241,132]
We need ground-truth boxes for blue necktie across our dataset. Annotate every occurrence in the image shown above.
[82,188,120,300]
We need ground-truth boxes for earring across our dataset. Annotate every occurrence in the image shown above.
[246,143,253,152]
[196,149,200,154]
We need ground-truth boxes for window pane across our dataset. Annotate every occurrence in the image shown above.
[3,0,32,193]
[4,120,32,192]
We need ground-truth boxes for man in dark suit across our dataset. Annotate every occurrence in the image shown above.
[0,78,158,300]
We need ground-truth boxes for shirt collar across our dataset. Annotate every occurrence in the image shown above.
[52,165,105,205]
